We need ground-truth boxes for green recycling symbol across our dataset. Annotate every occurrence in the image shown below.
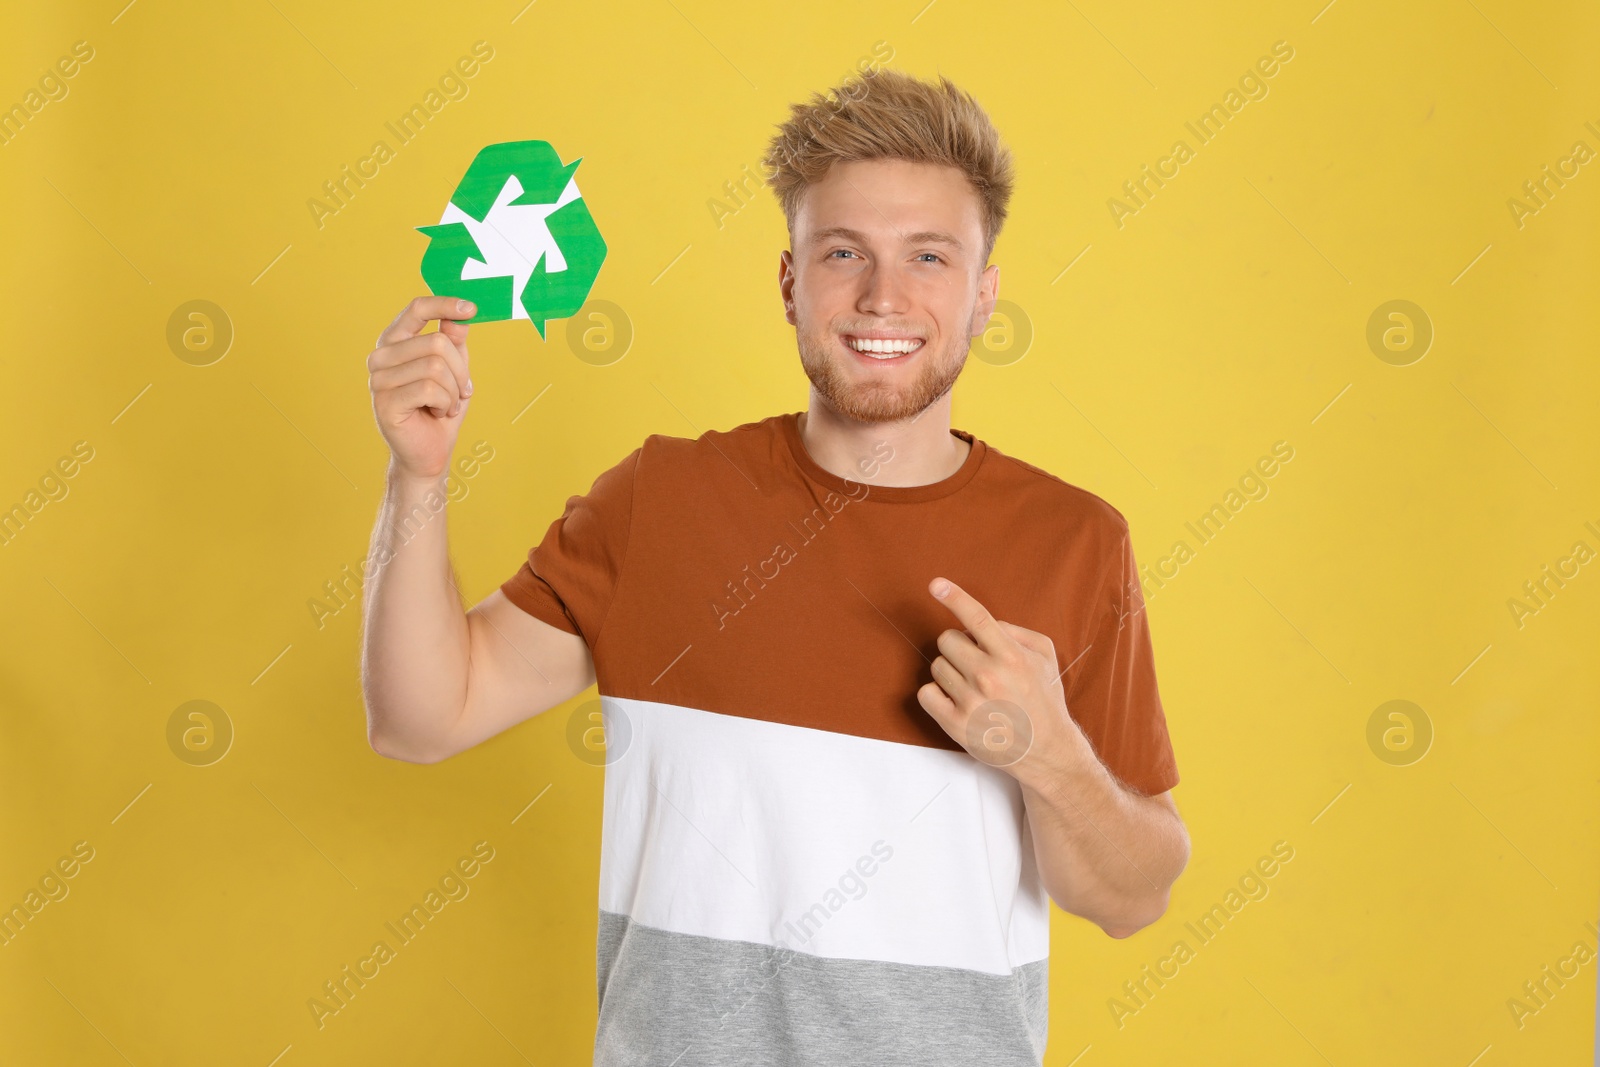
[417,140,606,336]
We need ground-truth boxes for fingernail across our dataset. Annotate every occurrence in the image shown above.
[465,377,474,396]
[456,299,474,315]
[932,579,950,598]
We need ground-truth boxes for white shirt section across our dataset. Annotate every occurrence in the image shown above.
[437,174,581,320]
[597,695,1052,975]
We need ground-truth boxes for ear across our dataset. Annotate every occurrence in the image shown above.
[779,248,798,326]
[969,262,1000,338]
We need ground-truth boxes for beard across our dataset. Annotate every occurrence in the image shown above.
[795,323,969,425]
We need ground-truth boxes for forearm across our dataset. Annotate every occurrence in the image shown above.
[1016,731,1188,936]
[360,461,469,761]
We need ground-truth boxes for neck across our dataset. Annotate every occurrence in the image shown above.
[798,394,971,488]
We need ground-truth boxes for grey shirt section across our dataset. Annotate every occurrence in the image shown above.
[595,910,1049,1066]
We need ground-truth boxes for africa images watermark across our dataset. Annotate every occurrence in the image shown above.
[709,438,895,630]
[1108,839,1295,1028]
[1138,440,1295,605]
[705,39,896,232]
[0,439,96,549]
[307,41,495,230]
[694,839,897,1050]
[1504,517,1600,631]
[1,40,95,148]
[1,840,97,949]
[1505,120,1599,231]
[307,440,496,631]
[306,840,496,1030]
[1107,39,1296,228]
[1505,920,1599,1032]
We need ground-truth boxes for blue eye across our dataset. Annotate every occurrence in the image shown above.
[917,253,942,263]
[829,249,859,259]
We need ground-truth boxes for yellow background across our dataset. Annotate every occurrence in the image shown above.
[3,0,1597,1063]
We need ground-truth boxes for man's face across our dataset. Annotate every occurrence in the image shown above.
[780,158,1000,425]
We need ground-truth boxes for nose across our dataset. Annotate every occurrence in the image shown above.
[856,261,909,316]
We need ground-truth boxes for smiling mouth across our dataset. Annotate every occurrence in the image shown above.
[840,334,925,361]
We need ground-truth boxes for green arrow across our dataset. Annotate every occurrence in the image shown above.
[415,222,513,323]
[452,142,580,221]
[520,197,608,338]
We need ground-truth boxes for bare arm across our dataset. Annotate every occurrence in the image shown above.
[1019,766,1189,938]
[915,576,1189,938]
[359,296,594,764]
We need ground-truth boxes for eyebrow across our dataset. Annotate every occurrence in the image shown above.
[807,226,965,252]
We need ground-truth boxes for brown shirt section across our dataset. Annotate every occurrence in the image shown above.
[501,411,1179,796]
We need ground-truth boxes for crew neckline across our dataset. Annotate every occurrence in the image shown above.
[779,410,987,503]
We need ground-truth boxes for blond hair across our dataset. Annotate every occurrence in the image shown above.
[762,68,1015,262]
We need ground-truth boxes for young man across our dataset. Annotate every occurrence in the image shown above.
[362,69,1187,1066]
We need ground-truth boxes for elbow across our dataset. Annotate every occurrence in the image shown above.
[1102,820,1190,938]
[368,728,412,763]
[1054,893,1167,940]
[366,719,447,765]
[1101,919,1150,940]
[1099,889,1172,940]
[363,685,460,764]
[371,734,444,765]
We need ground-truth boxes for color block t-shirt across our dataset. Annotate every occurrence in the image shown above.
[500,410,1179,1067]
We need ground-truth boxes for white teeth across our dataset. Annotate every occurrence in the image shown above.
[847,336,922,356]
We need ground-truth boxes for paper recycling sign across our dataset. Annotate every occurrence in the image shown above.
[417,140,606,336]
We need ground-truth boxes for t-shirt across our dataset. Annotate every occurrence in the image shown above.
[500,410,1179,1066]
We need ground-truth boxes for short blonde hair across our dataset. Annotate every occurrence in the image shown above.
[762,68,1015,263]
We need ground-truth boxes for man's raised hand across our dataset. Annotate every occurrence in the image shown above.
[367,295,476,483]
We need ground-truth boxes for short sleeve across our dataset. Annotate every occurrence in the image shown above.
[499,446,640,649]
[1063,527,1179,797]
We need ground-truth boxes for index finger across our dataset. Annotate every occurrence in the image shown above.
[930,577,1010,655]
[377,295,477,347]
